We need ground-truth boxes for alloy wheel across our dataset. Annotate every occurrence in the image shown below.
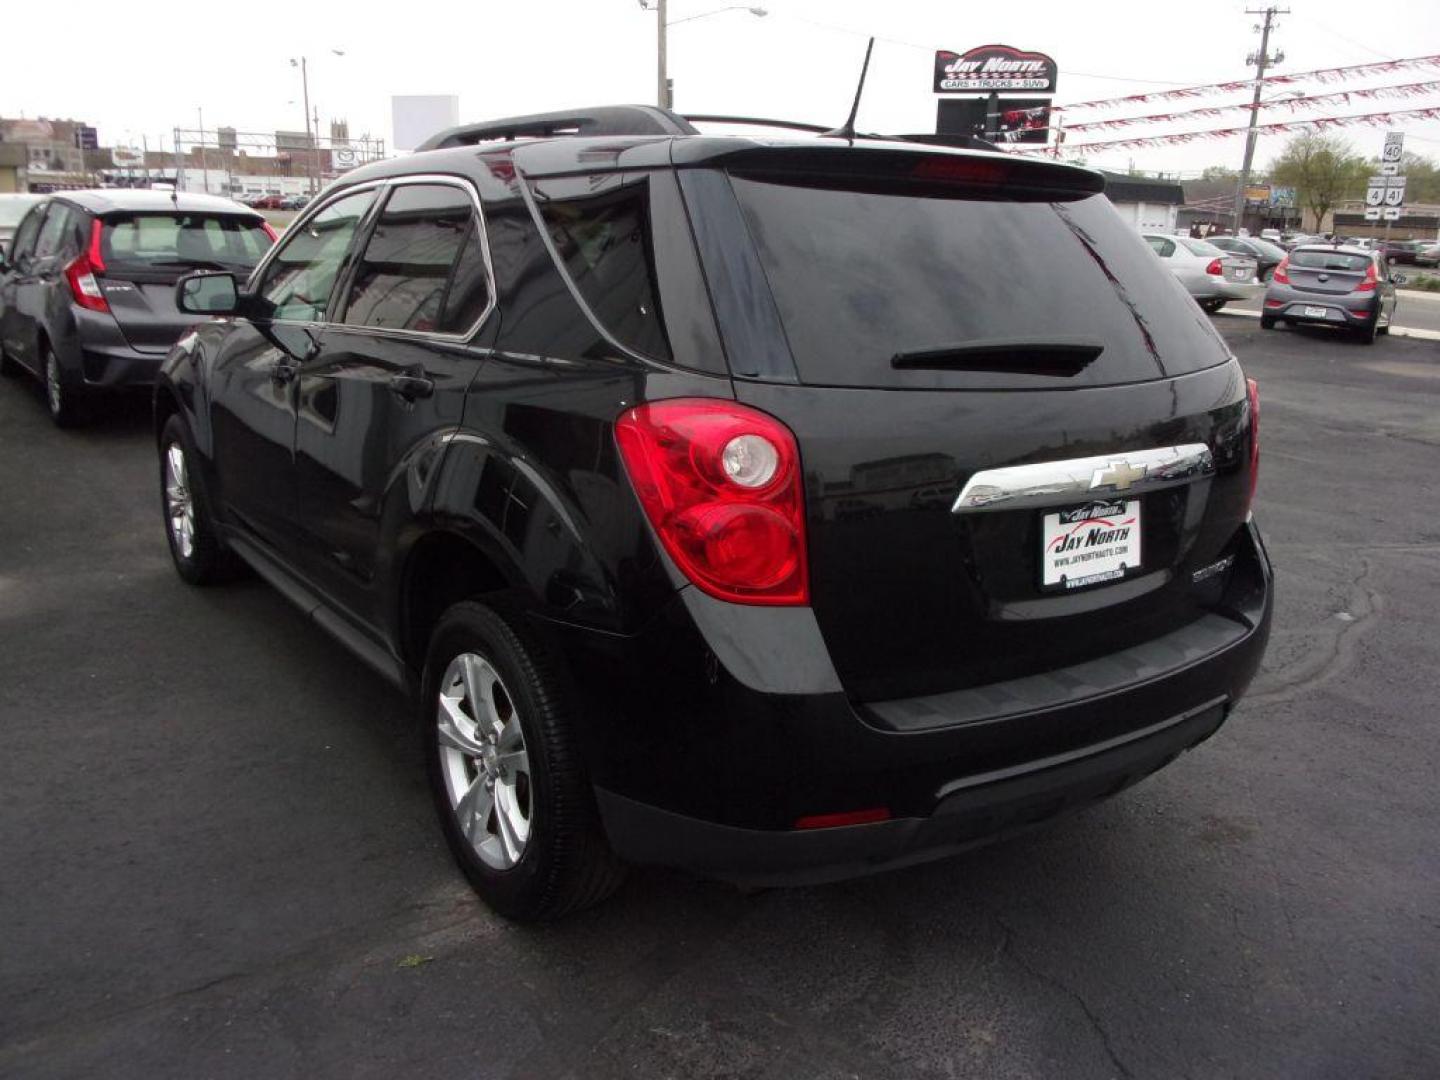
[164,443,196,560]
[436,652,532,870]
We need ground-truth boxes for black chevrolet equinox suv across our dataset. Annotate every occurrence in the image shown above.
[155,106,1272,921]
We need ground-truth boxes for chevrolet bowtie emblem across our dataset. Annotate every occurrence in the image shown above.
[1090,460,1147,491]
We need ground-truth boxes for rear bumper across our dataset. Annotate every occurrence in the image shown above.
[598,698,1227,887]
[574,519,1273,884]
[1214,280,1263,300]
[78,342,165,389]
[1267,298,1376,326]
[54,308,167,391]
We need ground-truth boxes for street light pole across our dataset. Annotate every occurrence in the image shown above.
[646,3,765,111]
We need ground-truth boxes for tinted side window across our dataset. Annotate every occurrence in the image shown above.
[258,189,376,322]
[9,204,48,258]
[533,175,670,362]
[34,204,75,259]
[340,183,488,334]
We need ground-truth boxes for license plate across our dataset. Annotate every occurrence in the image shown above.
[1228,268,1248,280]
[1042,500,1142,590]
[1304,305,1329,318]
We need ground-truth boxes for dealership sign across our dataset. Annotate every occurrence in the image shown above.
[934,45,1058,93]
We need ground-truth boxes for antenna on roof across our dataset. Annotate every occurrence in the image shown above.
[823,37,875,141]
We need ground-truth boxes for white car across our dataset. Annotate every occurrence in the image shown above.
[1141,233,1261,313]
[0,193,43,257]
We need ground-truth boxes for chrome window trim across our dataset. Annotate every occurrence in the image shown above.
[952,443,1215,513]
[245,173,497,346]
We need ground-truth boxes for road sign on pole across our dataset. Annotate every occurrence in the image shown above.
[1383,131,1405,163]
[1382,207,1401,221]
[1364,207,1382,221]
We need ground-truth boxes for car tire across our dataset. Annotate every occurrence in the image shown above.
[43,347,85,427]
[1355,317,1379,346]
[422,600,625,922]
[1260,316,1276,330]
[159,415,242,585]
[1199,299,1225,314]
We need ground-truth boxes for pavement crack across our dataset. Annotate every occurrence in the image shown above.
[990,915,1136,1080]
[1245,555,1383,707]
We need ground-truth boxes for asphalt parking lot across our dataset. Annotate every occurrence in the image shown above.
[2,318,1438,1079]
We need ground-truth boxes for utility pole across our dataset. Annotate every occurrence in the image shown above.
[1232,6,1287,234]
[197,107,209,194]
[657,0,669,109]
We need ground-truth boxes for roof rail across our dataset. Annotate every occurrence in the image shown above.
[416,105,698,150]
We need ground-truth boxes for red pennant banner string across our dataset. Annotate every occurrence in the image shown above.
[1060,80,1440,133]
[1053,54,1440,113]
[991,80,1440,142]
[1013,105,1440,155]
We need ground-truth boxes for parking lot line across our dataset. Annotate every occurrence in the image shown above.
[1215,307,1440,342]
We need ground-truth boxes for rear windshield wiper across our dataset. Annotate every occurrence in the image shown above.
[891,338,1104,377]
[146,258,233,272]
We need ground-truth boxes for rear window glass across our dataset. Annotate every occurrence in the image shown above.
[1290,250,1369,271]
[1178,237,1223,256]
[101,213,272,272]
[728,176,1228,389]
[534,176,670,362]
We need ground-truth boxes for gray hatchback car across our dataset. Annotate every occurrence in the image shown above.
[1261,244,1401,344]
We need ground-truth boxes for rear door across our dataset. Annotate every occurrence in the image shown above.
[685,153,1256,701]
[8,201,79,369]
[0,201,50,370]
[292,178,496,623]
[96,211,274,353]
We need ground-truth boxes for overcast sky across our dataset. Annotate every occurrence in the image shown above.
[2,0,1438,175]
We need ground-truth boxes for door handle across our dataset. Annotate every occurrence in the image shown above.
[271,360,299,386]
[388,372,434,401]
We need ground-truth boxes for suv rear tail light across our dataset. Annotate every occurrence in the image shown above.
[64,219,109,313]
[1272,257,1290,284]
[615,399,808,606]
[1205,258,1224,276]
[1245,377,1260,513]
[1355,262,1378,292]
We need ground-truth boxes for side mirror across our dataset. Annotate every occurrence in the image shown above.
[176,271,240,316]
[1392,273,1408,286]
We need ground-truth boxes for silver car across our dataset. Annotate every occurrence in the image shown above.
[1261,244,1399,345]
[0,193,43,258]
[1141,233,1260,313]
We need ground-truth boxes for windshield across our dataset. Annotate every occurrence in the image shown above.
[100,213,273,272]
[727,175,1230,389]
[0,197,41,229]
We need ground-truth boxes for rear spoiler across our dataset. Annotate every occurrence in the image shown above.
[673,143,1105,199]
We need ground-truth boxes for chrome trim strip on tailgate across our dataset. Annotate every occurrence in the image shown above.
[952,443,1214,513]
